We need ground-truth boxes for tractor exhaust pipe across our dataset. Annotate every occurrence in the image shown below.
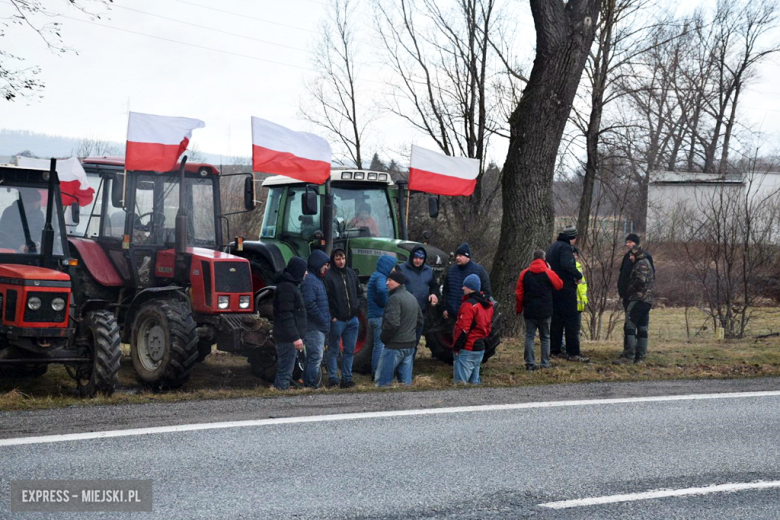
[41,158,57,264]
[323,181,333,255]
[396,179,409,241]
[175,156,188,255]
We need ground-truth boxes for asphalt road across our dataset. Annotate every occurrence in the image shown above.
[2,378,780,519]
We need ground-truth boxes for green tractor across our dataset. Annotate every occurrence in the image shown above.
[232,169,502,373]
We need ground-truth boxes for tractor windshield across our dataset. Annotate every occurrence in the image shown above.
[332,185,394,238]
[0,186,64,255]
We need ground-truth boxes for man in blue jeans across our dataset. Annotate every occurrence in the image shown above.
[377,270,423,387]
[452,274,493,384]
[324,248,362,388]
[271,257,308,390]
[367,255,397,380]
[300,250,330,388]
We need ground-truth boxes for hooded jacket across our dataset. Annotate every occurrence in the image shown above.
[380,284,424,349]
[272,257,308,343]
[397,245,439,312]
[515,258,563,320]
[618,249,655,301]
[546,235,582,292]
[576,260,588,312]
[367,255,397,319]
[324,250,362,321]
[453,292,494,352]
[300,250,331,333]
[627,249,655,305]
[443,259,491,316]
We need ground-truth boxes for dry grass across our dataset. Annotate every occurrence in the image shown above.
[1,307,779,412]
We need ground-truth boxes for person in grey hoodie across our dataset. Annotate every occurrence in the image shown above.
[367,255,397,379]
[299,250,330,388]
[376,270,423,387]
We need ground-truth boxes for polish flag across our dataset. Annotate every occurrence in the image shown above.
[252,116,331,184]
[126,111,205,172]
[409,145,480,196]
[16,156,95,206]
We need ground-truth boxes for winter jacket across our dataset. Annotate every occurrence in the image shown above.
[515,258,563,320]
[627,250,655,305]
[453,292,494,352]
[576,260,588,312]
[546,235,582,292]
[443,260,491,316]
[618,249,655,301]
[380,285,424,349]
[300,250,331,333]
[367,255,397,319]
[397,245,439,312]
[272,258,308,343]
[324,253,362,322]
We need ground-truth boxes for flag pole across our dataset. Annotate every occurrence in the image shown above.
[405,147,413,234]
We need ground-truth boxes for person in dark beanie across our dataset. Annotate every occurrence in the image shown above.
[453,274,494,384]
[546,226,588,362]
[618,234,655,308]
[272,257,308,390]
[299,250,330,388]
[397,246,440,349]
[442,242,491,321]
[615,246,655,364]
[377,270,423,387]
[367,255,397,379]
[324,248,362,388]
[515,249,563,371]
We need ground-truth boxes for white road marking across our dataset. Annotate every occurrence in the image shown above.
[1,390,779,447]
[539,481,780,509]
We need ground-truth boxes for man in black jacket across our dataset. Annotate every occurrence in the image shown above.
[272,257,308,390]
[324,248,363,388]
[546,226,588,362]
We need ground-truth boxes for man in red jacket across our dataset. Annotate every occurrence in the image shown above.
[516,249,563,370]
[452,274,494,384]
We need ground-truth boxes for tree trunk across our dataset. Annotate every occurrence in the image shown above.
[491,0,601,335]
[576,94,603,249]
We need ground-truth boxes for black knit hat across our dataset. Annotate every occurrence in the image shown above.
[626,233,640,244]
[387,270,406,285]
[560,226,577,239]
[455,242,471,258]
[285,257,308,283]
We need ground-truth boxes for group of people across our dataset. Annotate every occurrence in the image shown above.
[516,227,656,370]
[272,242,496,390]
[272,228,655,390]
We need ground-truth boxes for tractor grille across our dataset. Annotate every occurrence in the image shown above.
[23,292,69,323]
[214,262,252,293]
[4,290,17,322]
[201,260,213,307]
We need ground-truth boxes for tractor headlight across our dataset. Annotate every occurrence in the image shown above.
[239,295,251,309]
[51,297,66,312]
[27,296,42,311]
[218,295,230,309]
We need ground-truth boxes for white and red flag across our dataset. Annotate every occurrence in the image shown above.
[16,156,95,206]
[409,145,480,197]
[251,116,331,184]
[126,111,205,172]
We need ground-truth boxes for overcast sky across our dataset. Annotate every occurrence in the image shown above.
[1,0,780,166]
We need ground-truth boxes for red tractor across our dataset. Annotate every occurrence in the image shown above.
[70,156,274,389]
[0,161,120,396]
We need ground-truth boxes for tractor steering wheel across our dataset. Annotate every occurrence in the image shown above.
[134,211,164,232]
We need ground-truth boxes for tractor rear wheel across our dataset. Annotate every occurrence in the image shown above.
[77,310,121,397]
[131,300,199,389]
[248,345,305,384]
[351,301,372,375]
[424,307,503,365]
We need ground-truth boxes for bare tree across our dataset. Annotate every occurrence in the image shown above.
[300,0,371,169]
[73,137,121,158]
[491,0,601,334]
[1,0,112,101]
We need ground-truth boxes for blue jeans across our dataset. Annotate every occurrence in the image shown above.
[274,341,297,390]
[303,330,325,388]
[525,317,551,368]
[453,349,484,384]
[368,317,384,378]
[376,348,414,387]
[326,316,359,383]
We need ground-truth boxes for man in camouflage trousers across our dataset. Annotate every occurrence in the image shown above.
[614,246,655,364]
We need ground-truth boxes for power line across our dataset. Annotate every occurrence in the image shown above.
[167,0,318,34]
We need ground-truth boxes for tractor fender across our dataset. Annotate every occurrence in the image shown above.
[232,241,286,275]
[68,238,123,287]
[123,286,188,343]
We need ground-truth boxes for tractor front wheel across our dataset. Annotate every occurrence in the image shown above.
[131,300,199,389]
[77,310,121,397]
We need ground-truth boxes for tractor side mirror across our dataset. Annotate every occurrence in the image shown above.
[70,202,80,225]
[428,195,439,218]
[111,173,125,208]
[302,186,318,216]
[244,175,256,211]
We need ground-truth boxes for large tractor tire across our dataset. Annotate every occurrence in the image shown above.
[248,346,305,384]
[130,300,199,389]
[351,300,372,375]
[77,310,121,397]
[424,306,503,365]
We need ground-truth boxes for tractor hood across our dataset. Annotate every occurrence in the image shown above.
[0,265,70,283]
